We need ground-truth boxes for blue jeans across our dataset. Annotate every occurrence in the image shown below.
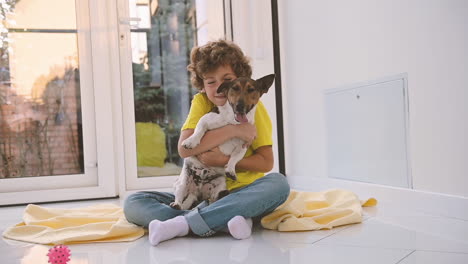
[123,172,290,237]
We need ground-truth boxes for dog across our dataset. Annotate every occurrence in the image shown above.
[170,74,275,210]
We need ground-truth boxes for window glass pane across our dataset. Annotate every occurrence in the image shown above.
[130,0,224,177]
[0,1,83,178]
[4,0,77,29]
[131,0,195,177]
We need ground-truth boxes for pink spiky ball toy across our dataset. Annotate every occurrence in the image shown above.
[47,245,71,264]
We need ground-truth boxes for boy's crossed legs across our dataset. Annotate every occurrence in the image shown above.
[123,173,290,246]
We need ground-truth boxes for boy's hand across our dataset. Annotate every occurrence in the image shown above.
[234,123,257,148]
[197,147,230,167]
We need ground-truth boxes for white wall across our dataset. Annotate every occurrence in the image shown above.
[279,0,468,197]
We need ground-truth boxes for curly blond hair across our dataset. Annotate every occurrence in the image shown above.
[187,40,252,91]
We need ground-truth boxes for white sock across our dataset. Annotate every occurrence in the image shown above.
[148,215,189,246]
[227,216,253,240]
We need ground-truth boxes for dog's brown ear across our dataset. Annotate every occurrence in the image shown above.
[255,74,275,94]
[217,81,232,95]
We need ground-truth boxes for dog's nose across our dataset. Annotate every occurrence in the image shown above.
[236,100,245,113]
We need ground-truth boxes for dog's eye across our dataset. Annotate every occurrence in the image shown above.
[232,87,240,91]
[248,88,255,93]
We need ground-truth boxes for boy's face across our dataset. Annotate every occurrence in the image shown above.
[202,65,237,106]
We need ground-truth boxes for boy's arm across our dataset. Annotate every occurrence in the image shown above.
[177,123,256,158]
[196,145,274,173]
[235,145,273,172]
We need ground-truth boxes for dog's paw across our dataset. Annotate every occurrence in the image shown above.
[169,202,181,210]
[182,137,200,149]
[225,167,238,181]
[226,172,237,181]
[217,190,230,200]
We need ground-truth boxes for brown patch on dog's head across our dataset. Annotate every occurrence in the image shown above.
[217,74,275,123]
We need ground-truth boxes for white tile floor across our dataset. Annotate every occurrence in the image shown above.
[1,185,468,264]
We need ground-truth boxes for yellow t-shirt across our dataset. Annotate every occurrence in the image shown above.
[181,93,273,190]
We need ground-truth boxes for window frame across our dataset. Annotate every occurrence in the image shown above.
[0,0,118,205]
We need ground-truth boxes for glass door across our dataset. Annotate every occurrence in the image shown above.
[119,0,227,190]
[0,0,116,205]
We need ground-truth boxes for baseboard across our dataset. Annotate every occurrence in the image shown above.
[288,176,468,221]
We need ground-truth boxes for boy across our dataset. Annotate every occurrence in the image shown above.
[124,40,290,246]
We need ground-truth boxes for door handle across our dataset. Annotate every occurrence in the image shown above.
[119,17,142,25]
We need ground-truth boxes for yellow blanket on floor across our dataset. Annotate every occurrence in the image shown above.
[2,203,145,245]
[261,189,377,231]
